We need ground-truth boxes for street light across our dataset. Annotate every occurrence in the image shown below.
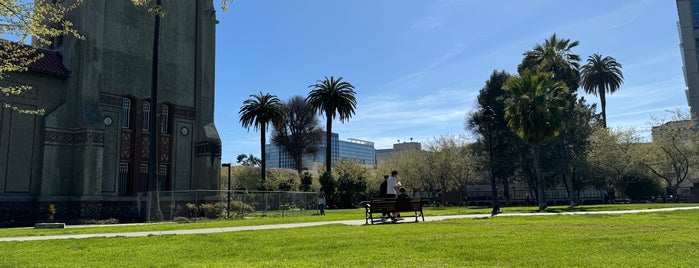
[222,163,232,218]
[482,106,499,216]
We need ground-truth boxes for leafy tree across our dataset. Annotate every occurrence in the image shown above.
[379,147,425,193]
[641,110,699,202]
[379,136,478,204]
[300,172,314,192]
[624,172,663,202]
[467,70,525,205]
[586,127,644,200]
[580,53,624,128]
[263,169,300,191]
[318,171,336,207]
[239,92,286,183]
[544,98,600,206]
[272,95,324,174]
[236,153,260,167]
[334,160,369,208]
[503,71,569,210]
[306,76,357,174]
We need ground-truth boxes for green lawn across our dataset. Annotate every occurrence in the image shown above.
[1,208,698,267]
[0,203,695,238]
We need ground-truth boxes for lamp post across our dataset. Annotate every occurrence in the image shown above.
[482,106,499,216]
[222,163,232,218]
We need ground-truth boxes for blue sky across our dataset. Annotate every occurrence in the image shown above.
[214,0,686,163]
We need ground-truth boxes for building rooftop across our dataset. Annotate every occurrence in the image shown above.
[27,48,71,78]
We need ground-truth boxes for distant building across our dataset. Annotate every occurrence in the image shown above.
[677,0,699,116]
[0,1,221,226]
[266,133,375,171]
[375,140,422,165]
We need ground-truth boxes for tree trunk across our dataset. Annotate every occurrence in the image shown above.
[325,114,332,173]
[600,88,607,128]
[564,166,578,207]
[260,125,267,184]
[502,176,511,206]
[532,144,547,211]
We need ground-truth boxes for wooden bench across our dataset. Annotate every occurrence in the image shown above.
[362,198,425,224]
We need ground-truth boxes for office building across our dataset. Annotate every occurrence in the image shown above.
[677,0,699,115]
[266,133,375,171]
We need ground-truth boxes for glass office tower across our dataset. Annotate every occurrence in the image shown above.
[677,0,699,116]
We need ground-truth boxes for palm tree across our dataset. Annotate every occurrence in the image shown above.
[239,92,286,184]
[519,33,581,90]
[581,53,624,128]
[306,76,357,174]
[503,72,569,211]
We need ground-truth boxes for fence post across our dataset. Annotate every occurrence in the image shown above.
[146,191,152,222]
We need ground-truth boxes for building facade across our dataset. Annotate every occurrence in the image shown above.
[266,133,375,171]
[0,0,221,226]
[375,141,422,165]
[677,0,699,116]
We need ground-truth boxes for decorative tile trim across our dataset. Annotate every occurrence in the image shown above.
[45,128,105,145]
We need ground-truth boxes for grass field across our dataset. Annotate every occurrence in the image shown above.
[0,203,695,238]
[0,204,698,267]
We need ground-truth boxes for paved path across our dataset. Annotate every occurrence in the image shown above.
[2,206,698,242]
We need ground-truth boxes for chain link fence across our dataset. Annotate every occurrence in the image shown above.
[145,190,319,222]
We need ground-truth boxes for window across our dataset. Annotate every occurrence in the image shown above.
[160,104,169,134]
[139,164,149,192]
[118,162,129,195]
[159,165,168,190]
[121,98,131,129]
[142,101,150,132]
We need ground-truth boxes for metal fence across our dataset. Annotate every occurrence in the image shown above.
[145,190,319,222]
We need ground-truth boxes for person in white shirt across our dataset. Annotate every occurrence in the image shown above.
[386,171,398,197]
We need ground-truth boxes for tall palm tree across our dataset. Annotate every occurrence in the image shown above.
[306,76,357,174]
[239,92,286,184]
[581,53,624,128]
[503,72,569,211]
[519,33,581,90]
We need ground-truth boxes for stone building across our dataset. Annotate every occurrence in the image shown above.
[0,0,221,226]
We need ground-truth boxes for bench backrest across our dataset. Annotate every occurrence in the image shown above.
[370,198,422,212]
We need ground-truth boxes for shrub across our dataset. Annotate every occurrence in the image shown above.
[626,175,663,202]
[199,203,225,219]
[186,203,199,219]
[230,200,255,218]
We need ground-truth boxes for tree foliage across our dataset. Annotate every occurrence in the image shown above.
[379,136,478,201]
[586,127,645,198]
[580,53,624,128]
[235,153,260,167]
[641,110,699,201]
[306,76,357,173]
[272,95,323,174]
[503,71,569,210]
[239,92,286,183]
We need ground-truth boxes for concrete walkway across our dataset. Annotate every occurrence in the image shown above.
[2,206,698,242]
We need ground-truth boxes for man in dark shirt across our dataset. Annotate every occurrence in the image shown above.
[379,175,388,197]
[378,175,389,220]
